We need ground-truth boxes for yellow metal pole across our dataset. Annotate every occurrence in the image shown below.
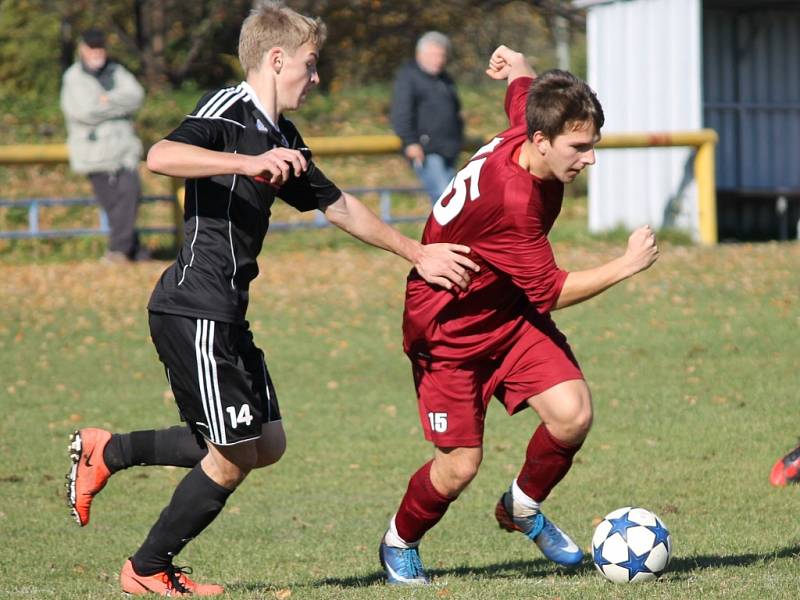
[0,137,489,163]
[695,140,718,245]
[0,143,70,164]
[598,129,718,244]
[303,134,486,155]
[598,129,717,149]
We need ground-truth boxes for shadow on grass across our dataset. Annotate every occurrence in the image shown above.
[666,544,800,574]
[223,545,800,592]
[310,558,591,589]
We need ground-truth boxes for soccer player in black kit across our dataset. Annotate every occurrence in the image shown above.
[65,2,478,595]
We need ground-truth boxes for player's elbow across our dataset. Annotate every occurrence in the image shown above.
[322,193,351,229]
[146,141,170,174]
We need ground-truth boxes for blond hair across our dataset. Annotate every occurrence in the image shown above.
[238,1,327,74]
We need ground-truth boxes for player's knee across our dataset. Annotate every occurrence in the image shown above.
[447,454,482,488]
[572,406,593,440]
[548,391,593,444]
[228,454,257,480]
[207,444,258,487]
[432,451,481,497]
[559,403,593,443]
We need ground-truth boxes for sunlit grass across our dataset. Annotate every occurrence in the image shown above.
[2,225,799,598]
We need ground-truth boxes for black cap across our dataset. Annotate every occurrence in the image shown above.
[81,29,106,49]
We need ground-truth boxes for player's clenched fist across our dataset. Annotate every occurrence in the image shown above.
[485,45,536,82]
[623,225,660,275]
[485,45,522,80]
[242,147,308,186]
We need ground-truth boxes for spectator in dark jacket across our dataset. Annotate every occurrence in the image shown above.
[391,32,463,204]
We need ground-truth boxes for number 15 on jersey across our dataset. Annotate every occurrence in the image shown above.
[432,137,503,226]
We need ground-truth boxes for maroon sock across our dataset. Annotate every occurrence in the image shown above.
[516,424,582,502]
[394,461,454,544]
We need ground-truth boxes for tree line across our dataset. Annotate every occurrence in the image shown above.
[0,0,585,104]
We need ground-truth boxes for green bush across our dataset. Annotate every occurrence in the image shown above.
[0,1,62,103]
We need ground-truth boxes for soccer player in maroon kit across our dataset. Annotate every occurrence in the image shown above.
[379,45,660,584]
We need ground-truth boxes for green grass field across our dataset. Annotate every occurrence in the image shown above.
[2,211,799,598]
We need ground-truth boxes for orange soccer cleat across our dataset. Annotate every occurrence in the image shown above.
[769,443,800,487]
[119,559,224,596]
[65,428,112,526]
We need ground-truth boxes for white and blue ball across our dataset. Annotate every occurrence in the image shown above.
[591,506,672,583]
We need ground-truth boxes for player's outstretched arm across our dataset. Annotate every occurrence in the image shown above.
[147,140,307,185]
[485,45,536,85]
[322,192,479,291]
[554,225,659,310]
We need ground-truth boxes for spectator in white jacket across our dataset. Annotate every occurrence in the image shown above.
[61,29,148,262]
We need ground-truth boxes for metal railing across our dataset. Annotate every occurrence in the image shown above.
[0,137,436,241]
[0,186,429,240]
[0,195,176,240]
[0,131,718,242]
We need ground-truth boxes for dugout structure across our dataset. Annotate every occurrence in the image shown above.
[575,0,800,241]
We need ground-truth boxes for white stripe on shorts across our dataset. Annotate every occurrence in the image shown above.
[206,320,227,444]
[259,357,271,421]
[195,319,226,444]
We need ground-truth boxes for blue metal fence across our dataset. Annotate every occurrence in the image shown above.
[0,186,429,240]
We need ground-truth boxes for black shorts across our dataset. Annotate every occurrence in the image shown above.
[149,312,281,446]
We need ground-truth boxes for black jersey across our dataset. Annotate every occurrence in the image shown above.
[148,82,342,323]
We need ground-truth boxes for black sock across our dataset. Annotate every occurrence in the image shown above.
[131,464,232,575]
[103,426,207,473]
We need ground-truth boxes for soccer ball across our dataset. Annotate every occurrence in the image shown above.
[591,506,672,583]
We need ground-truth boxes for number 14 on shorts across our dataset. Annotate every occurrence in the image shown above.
[226,405,254,428]
[427,412,448,433]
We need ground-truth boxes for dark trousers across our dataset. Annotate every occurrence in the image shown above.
[89,168,141,257]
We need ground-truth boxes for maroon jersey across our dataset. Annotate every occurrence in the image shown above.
[403,76,569,365]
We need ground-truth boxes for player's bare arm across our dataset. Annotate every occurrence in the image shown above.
[147,139,307,185]
[485,45,537,85]
[322,192,479,291]
[554,225,659,310]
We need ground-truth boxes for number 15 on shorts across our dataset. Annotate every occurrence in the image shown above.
[427,412,448,433]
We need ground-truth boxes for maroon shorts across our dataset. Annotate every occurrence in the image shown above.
[411,321,583,447]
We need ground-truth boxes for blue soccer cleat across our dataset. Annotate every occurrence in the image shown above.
[495,491,584,568]
[379,539,430,585]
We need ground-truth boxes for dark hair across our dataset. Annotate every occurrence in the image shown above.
[81,29,106,49]
[525,69,604,140]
